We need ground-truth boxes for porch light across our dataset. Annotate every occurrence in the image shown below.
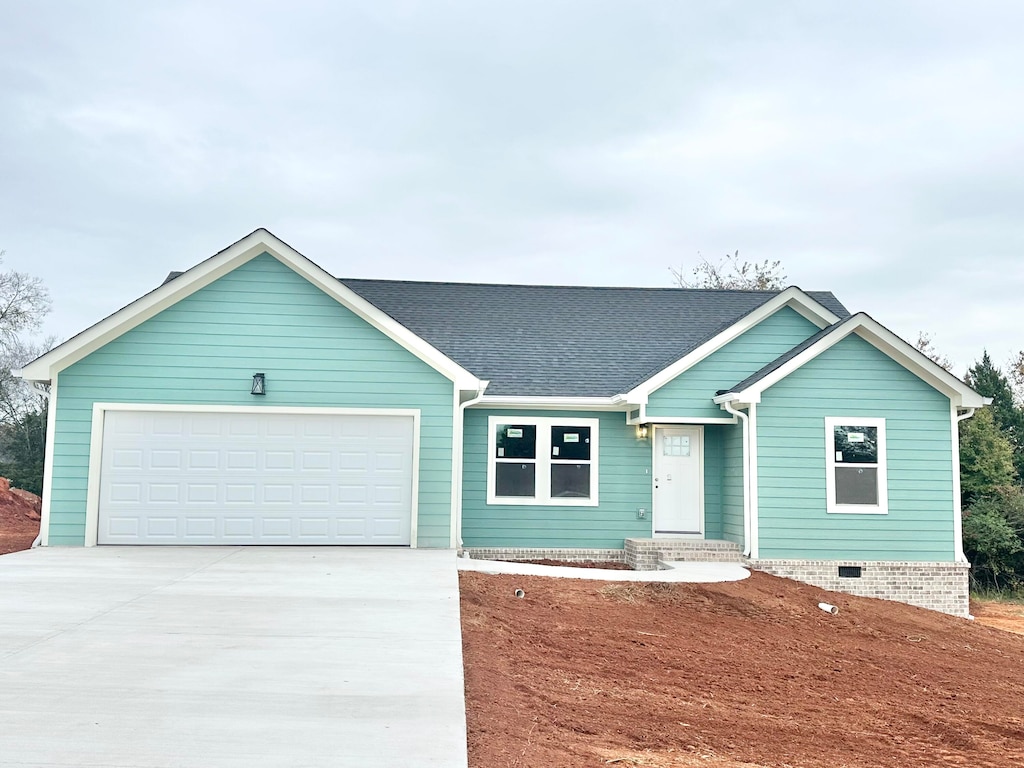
[251,373,266,396]
[636,424,649,440]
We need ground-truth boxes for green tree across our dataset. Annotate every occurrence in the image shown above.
[962,497,1023,589]
[0,408,46,495]
[959,408,1016,503]
[670,251,786,290]
[965,352,1024,482]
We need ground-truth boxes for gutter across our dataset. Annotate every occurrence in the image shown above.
[720,400,752,558]
[953,407,977,564]
[454,381,490,548]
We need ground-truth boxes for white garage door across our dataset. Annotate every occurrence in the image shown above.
[98,410,415,545]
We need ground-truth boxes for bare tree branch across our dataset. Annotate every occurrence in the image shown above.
[914,331,953,373]
[670,251,786,291]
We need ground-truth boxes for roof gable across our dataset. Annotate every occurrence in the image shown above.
[714,313,988,409]
[18,229,482,389]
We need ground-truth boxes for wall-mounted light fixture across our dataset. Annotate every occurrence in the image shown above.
[635,424,649,440]
[251,372,266,396]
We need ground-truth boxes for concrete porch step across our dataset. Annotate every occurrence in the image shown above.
[625,538,743,570]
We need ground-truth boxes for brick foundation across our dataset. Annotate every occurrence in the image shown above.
[461,547,626,564]
[624,538,743,570]
[748,559,971,617]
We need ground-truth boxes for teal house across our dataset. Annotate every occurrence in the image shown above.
[19,230,986,615]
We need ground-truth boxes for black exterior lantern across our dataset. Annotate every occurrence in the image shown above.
[251,372,266,396]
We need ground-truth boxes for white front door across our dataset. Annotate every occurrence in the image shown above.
[653,426,703,536]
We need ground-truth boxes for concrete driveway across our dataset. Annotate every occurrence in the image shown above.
[0,547,468,768]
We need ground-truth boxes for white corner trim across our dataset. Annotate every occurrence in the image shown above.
[452,383,490,547]
[83,403,423,547]
[18,229,482,390]
[952,406,976,563]
[728,314,986,408]
[623,287,839,401]
[37,377,58,546]
[748,403,759,558]
[824,416,889,516]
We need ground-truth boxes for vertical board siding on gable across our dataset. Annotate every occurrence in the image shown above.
[48,253,455,546]
[756,334,955,561]
[646,307,820,420]
[462,410,652,549]
[721,422,745,546]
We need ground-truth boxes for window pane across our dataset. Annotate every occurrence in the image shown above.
[835,466,878,505]
[495,463,536,497]
[551,426,591,460]
[551,464,591,498]
[834,425,878,464]
[663,435,691,457]
[496,424,536,459]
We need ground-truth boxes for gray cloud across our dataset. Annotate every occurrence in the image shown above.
[2,0,1023,374]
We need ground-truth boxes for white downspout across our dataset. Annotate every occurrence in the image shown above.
[454,381,490,550]
[722,401,751,557]
[953,407,976,564]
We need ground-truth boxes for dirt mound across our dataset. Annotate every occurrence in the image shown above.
[461,570,1024,768]
[0,477,41,555]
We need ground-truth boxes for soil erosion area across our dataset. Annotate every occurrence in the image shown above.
[461,570,1024,768]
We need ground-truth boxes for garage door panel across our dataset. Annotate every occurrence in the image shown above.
[98,410,414,545]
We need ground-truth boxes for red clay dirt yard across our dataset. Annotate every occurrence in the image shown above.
[461,569,1024,768]
[0,478,40,555]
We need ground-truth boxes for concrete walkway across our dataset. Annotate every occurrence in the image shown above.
[457,555,750,582]
[0,547,468,768]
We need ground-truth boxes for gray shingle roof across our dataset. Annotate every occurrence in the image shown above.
[340,279,849,397]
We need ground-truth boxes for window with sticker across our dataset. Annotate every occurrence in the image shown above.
[825,417,888,514]
[488,417,598,505]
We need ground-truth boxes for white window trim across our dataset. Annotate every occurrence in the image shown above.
[486,415,599,507]
[824,416,888,515]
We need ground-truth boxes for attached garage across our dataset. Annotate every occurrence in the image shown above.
[95,408,417,545]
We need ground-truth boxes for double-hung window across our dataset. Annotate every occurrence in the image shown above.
[487,416,599,506]
[825,417,888,514]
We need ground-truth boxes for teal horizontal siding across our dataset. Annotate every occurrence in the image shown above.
[703,426,724,539]
[50,253,455,547]
[462,410,652,549]
[755,333,955,561]
[721,421,745,547]
[647,307,820,420]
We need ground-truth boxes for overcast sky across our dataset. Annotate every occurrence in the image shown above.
[2,1,1022,375]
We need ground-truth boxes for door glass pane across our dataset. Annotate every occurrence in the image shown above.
[495,463,536,497]
[495,424,536,459]
[663,435,690,457]
[835,466,878,505]
[551,426,591,460]
[550,464,591,498]
[834,425,878,464]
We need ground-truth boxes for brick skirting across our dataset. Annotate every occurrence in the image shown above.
[747,559,971,617]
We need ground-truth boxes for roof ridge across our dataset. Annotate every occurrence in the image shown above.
[338,276,813,294]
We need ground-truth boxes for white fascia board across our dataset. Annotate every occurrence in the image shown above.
[623,287,839,402]
[730,313,987,408]
[473,395,626,411]
[18,229,482,389]
[712,392,759,405]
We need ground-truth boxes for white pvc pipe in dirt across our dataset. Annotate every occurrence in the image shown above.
[514,589,525,599]
[818,602,839,615]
